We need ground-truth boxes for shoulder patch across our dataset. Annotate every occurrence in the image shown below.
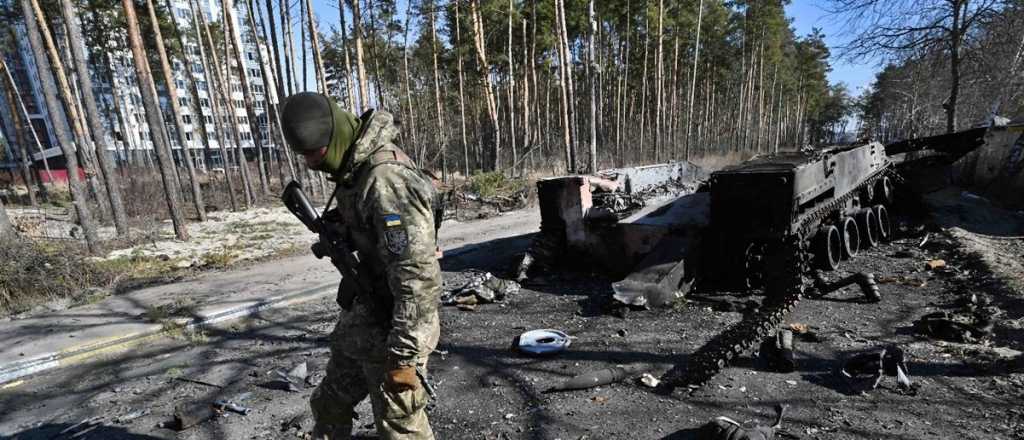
[384,228,409,255]
[383,214,402,227]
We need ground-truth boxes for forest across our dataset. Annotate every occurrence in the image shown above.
[0,0,1022,249]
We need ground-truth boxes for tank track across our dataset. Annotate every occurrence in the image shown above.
[661,167,894,390]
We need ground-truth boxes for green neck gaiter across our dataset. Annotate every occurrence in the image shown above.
[316,101,362,174]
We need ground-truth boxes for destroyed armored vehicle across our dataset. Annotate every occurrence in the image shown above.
[520,129,991,390]
[707,142,895,290]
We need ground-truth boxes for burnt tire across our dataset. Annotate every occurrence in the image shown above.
[874,176,894,205]
[815,225,842,271]
[873,205,891,241]
[857,208,879,248]
[840,216,860,259]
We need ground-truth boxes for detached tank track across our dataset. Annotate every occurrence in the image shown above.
[663,167,895,389]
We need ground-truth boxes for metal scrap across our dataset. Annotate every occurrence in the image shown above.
[839,345,916,394]
[272,361,311,392]
[544,365,645,393]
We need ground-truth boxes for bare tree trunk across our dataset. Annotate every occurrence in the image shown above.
[264,0,286,102]
[1,54,53,186]
[121,0,189,240]
[554,0,573,172]
[305,0,327,92]
[206,0,254,207]
[588,0,597,172]
[506,0,516,174]
[21,0,99,251]
[556,0,577,169]
[337,0,357,112]
[455,0,469,177]
[145,0,206,222]
[428,0,447,177]
[654,0,664,162]
[639,12,649,161]
[522,16,531,176]
[283,0,298,95]
[469,0,501,171]
[28,0,111,224]
[399,1,419,164]
[189,0,238,211]
[1,70,38,207]
[947,0,964,133]
[685,0,703,160]
[223,0,270,196]
[349,0,370,110]
[59,0,129,234]
[249,0,297,185]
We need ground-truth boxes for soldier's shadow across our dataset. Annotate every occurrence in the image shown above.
[5,423,168,440]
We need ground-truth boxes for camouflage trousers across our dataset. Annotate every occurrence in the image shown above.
[310,350,433,440]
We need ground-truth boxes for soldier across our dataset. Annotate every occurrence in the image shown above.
[279,92,441,440]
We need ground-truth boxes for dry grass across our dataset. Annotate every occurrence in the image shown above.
[0,239,117,316]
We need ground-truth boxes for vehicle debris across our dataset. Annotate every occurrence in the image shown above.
[170,402,217,430]
[639,373,661,388]
[697,404,786,440]
[113,409,150,424]
[758,329,796,373]
[912,310,995,343]
[272,361,311,392]
[511,329,572,355]
[810,271,881,302]
[213,399,251,415]
[839,345,916,394]
[925,259,947,270]
[442,271,520,306]
[544,365,644,393]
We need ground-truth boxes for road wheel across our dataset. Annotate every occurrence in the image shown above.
[857,208,879,248]
[840,216,860,260]
[873,205,891,241]
[815,225,842,270]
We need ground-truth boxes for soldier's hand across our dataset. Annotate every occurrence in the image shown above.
[384,366,419,393]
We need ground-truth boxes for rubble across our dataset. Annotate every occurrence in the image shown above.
[441,271,520,306]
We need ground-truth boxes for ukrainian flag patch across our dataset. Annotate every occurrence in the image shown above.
[383,214,402,227]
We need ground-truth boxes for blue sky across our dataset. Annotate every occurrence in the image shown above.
[304,0,879,96]
[786,0,880,97]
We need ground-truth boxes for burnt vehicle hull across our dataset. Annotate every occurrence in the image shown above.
[707,143,893,290]
[666,143,898,389]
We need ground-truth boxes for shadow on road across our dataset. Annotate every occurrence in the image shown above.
[7,423,168,439]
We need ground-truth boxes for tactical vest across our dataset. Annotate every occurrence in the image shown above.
[324,146,438,312]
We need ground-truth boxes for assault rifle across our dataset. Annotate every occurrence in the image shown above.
[282,181,372,309]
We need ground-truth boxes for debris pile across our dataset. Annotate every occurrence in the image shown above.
[441,271,520,309]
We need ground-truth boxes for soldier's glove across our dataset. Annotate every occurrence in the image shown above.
[384,366,419,393]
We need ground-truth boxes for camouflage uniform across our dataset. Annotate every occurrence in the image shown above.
[310,110,441,440]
